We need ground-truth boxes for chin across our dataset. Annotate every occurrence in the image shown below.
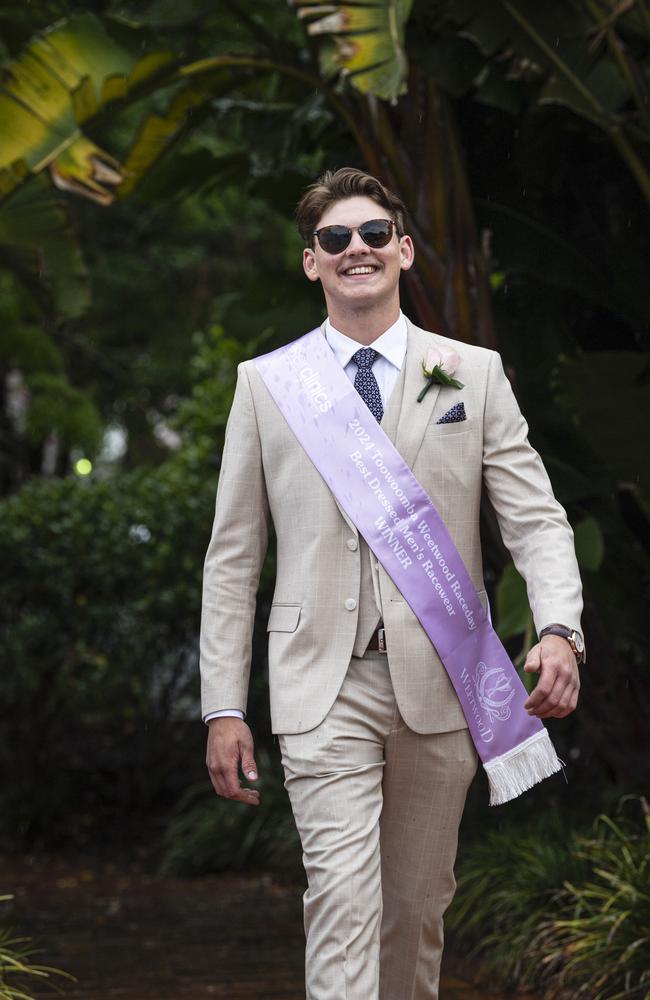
[340,285,389,307]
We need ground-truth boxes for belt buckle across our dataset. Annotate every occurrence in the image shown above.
[377,627,386,653]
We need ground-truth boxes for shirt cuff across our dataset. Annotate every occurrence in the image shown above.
[204,709,245,724]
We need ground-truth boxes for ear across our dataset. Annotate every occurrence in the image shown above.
[303,247,320,283]
[398,234,415,272]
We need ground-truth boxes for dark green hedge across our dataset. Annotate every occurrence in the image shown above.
[0,461,209,845]
[0,327,276,849]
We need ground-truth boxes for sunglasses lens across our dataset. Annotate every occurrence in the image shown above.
[359,219,393,247]
[315,219,395,254]
[317,226,351,254]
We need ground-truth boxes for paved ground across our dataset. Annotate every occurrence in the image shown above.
[0,855,531,999]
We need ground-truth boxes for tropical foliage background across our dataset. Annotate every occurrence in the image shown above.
[0,1,648,997]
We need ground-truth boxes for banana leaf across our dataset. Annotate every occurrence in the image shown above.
[0,177,90,320]
[442,0,650,202]
[574,515,605,571]
[495,562,532,641]
[0,12,315,317]
[553,351,650,495]
[0,11,175,204]
[291,0,414,100]
[450,0,631,118]
[475,199,610,308]
[106,0,210,30]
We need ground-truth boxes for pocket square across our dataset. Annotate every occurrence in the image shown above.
[436,401,466,425]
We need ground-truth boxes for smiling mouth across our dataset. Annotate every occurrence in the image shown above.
[341,265,380,276]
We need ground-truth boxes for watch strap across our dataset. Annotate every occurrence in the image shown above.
[539,624,584,664]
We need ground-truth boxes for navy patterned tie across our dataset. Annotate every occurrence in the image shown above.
[352,348,383,423]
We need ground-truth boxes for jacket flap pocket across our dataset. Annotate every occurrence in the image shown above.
[267,603,301,633]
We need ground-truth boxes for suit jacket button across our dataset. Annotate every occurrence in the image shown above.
[344,598,357,611]
[346,538,358,551]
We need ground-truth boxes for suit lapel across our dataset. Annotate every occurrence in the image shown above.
[395,319,441,470]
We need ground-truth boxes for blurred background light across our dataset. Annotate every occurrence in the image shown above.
[74,457,93,476]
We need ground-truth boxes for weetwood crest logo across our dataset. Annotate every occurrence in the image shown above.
[473,661,514,723]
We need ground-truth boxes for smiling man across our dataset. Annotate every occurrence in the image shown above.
[200,168,584,1000]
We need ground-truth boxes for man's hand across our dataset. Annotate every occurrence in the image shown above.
[523,634,580,719]
[206,717,260,806]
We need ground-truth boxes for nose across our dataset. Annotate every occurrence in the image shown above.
[345,229,370,254]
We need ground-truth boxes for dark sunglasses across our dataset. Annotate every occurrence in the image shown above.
[312,218,398,255]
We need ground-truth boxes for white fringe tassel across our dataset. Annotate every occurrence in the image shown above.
[484,730,562,806]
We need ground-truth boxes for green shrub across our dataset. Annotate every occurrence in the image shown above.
[0,325,276,849]
[160,749,301,878]
[0,461,214,845]
[529,802,650,1000]
[447,801,650,999]
[447,811,588,984]
[0,896,73,999]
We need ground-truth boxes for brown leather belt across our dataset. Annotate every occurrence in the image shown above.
[366,625,387,653]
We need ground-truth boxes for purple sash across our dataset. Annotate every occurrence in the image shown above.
[254,328,561,804]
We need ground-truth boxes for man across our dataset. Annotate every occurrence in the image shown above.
[200,168,583,999]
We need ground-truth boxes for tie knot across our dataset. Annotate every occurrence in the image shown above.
[352,348,378,370]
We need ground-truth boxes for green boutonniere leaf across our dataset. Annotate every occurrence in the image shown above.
[418,363,464,402]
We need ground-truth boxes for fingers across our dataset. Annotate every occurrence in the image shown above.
[538,681,579,719]
[524,636,580,719]
[206,719,261,806]
[239,731,258,782]
[523,642,542,674]
[533,678,574,719]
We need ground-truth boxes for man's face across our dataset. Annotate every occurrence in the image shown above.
[302,195,414,313]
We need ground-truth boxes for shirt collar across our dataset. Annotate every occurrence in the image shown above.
[325,311,407,371]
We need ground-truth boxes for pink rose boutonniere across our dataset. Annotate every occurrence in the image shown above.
[417,344,464,402]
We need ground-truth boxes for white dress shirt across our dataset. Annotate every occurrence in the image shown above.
[204,312,408,724]
[324,312,407,408]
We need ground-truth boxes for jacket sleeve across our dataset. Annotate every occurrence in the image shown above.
[199,362,271,719]
[481,351,583,635]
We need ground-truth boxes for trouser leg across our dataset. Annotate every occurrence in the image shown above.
[278,653,394,1000]
[378,721,478,1000]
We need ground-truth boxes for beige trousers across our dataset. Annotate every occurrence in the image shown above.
[279,652,478,1000]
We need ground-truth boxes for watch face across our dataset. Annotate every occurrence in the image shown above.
[572,631,585,653]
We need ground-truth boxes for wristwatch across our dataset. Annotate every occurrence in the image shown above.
[539,624,585,665]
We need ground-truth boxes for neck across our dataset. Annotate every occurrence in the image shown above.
[327,301,401,346]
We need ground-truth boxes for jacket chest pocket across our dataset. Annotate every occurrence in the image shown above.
[425,419,470,439]
[415,424,481,498]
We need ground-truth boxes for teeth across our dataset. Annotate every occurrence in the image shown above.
[345,266,376,275]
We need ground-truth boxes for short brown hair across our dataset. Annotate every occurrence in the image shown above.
[296,167,406,245]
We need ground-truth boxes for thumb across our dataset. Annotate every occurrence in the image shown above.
[240,736,258,781]
[524,642,542,673]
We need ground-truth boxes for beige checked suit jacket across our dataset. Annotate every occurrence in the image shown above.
[200,318,583,735]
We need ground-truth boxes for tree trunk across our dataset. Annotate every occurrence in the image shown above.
[348,69,496,349]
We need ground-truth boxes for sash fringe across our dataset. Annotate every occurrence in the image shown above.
[485,730,562,806]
